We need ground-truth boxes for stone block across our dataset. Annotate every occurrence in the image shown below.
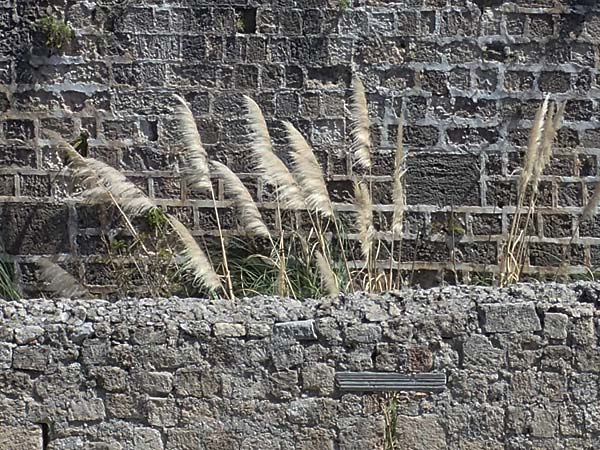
[92,366,127,392]
[481,302,541,333]
[12,346,49,372]
[174,368,204,397]
[344,324,382,345]
[135,371,173,395]
[395,415,447,449]
[147,398,178,427]
[274,320,317,341]
[0,343,12,369]
[463,335,504,370]
[213,323,246,337]
[531,407,557,438]
[0,425,42,450]
[14,325,44,344]
[134,427,164,450]
[68,398,105,421]
[301,363,335,395]
[166,429,203,450]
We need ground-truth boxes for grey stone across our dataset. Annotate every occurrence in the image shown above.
[134,427,164,450]
[12,346,49,371]
[545,313,568,339]
[463,334,504,370]
[213,323,246,337]
[0,343,12,369]
[14,325,44,344]
[301,363,335,395]
[0,425,43,450]
[345,324,382,345]
[482,302,541,333]
[68,398,105,421]
[274,320,317,341]
[395,415,447,450]
[135,371,173,395]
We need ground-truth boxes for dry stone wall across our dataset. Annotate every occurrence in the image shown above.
[2,0,600,290]
[1,283,600,449]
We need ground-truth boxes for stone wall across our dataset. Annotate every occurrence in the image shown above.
[2,0,600,291]
[1,283,600,449]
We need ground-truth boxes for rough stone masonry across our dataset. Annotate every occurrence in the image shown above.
[2,0,600,292]
[1,282,600,449]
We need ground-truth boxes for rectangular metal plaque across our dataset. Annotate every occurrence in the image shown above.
[336,372,446,393]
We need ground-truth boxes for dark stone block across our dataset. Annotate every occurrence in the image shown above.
[543,214,573,238]
[407,154,480,206]
[472,214,502,236]
[0,203,69,255]
[529,242,564,267]
[0,145,36,168]
[3,119,35,140]
[538,71,571,93]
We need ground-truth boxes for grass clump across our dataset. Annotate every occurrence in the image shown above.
[36,15,74,53]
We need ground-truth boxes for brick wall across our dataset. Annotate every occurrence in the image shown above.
[1,0,600,293]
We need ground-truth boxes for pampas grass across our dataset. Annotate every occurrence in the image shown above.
[285,121,334,218]
[168,215,223,294]
[211,161,270,238]
[38,259,90,299]
[392,117,406,235]
[354,180,374,262]
[173,94,211,192]
[518,95,549,196]
[315,251,339,297]
[244,96,304,210]
[350,77,372,170]
[57,135,156,217]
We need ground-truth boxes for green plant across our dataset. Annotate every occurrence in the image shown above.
[35,15,74,52]
[0,260,19,301]
[381,393,400,450]
[339,0,351,12]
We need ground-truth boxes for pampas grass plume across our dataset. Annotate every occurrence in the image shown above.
[211,161,270,238]
[284,121,334,218]
[315,251,339,297]
[392,116,406,235]
[168,215,223,293]
[38,259,90,299]
[354,180,374,261]
[173,94,212,192]
[244,96,304,210]
[350,77,372,170]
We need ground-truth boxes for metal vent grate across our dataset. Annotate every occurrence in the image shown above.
[336,372,446,393]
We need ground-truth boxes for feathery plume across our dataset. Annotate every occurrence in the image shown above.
[315,251,339,297]
[284,121,334,218]
[392,116,406,235]
[211,161,270,238]
[582,183,600,222]
[56,134,155,216]
[532,103,558,192]
[173,94,211,192]
[244,96,304,209]
[38,259,90,299]
[168,215,223,293]
[354,180,374,261]
[350,77,372,170]
[519,95,549,195]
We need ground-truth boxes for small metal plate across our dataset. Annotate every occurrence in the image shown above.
[336,372,446,393]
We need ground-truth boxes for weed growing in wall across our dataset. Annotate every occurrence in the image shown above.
[35,15,74,53]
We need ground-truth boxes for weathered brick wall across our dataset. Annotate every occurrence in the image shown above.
[1,283,600,449]
[2,0,600,291]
